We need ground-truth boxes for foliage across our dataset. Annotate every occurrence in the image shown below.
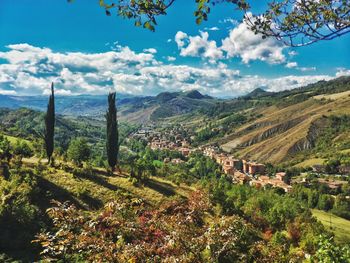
[0,135,12,162]
[87,0,248,32]
[246,0,350,47]
[67,137,91,166]
[34,190,261,262]
[80,0,350,46]
[312,235,350,263]
[0,167,45,261]
[13,140,33,158]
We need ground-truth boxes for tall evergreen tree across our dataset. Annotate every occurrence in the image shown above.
[44,82,55,165]
[106,92,119,171]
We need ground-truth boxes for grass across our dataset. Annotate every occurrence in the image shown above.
[22,157,194,210]
[2,133,32,146]
[294,158,326,168]
[312,209,350,244]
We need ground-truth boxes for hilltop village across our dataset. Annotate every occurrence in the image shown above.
[131,121,350,194]
[132,125,293,193]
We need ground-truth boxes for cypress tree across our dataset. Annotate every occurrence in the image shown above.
[44,82,55,165]
[106,92,119,171]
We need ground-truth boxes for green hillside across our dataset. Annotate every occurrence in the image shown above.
[312,209,350,244]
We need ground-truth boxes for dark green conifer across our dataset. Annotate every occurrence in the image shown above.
[106,92,119,171]
[44,82,55,165]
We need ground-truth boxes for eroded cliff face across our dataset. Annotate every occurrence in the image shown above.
[287,117,328,155]
[221,94,350,164]
[238,117,307,148]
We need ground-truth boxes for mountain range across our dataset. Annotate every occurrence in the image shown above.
[0,89,218,122]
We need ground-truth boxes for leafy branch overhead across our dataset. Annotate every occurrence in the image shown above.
[245,0,350,47]
[69,0,350,46]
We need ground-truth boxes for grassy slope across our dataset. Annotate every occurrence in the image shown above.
[22,157,194,210]
[3,134,32,146]
[294,158,326,168]
[220,92,350,164]
[312,209,350,244]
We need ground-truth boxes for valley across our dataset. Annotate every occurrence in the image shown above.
[1,76,350,262]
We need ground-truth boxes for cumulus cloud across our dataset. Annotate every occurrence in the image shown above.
[0,43,344,98]
[176,31,223,64]
[221,15,286,64]
[175,14,286,65]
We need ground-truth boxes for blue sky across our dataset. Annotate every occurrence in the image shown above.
[0,0,349,97]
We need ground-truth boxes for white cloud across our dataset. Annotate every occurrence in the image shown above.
[0,43,345,98]
[285,62,316,71]
[336,68,350,77]
[286,62,298,68]
[167,56,176,62]
[143,48,157,54]
[288,51,298,57]
[219,18,239,26]
[176,31,223,63]
[175,31,188,48]
[204,26,220,31]
[0,89,17,95]
[299,66,316,72]
[221,14,286,64]
[175,14,286,65]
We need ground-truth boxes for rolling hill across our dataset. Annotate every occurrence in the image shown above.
[200,76,350,165]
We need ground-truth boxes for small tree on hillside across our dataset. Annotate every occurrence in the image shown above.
[106,92,119,172]
[44,83,55,165]
[67,138,91,166]
[0,135,12,162]
[13,141,33,159]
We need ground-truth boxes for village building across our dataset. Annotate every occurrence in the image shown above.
[251,175,292,193]
[223,157,242,170]
[248,163,266,175]
[231,171,251,184]
[242,160,249,174]
[275,172,288,183]
[203,147,218,159]
[216,154,227,165]
[242,160,266,175]
[223,165,235,175]
[318,178,348,190]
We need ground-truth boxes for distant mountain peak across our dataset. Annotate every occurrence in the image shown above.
[245,87,271,98]
[184,90,205,99]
